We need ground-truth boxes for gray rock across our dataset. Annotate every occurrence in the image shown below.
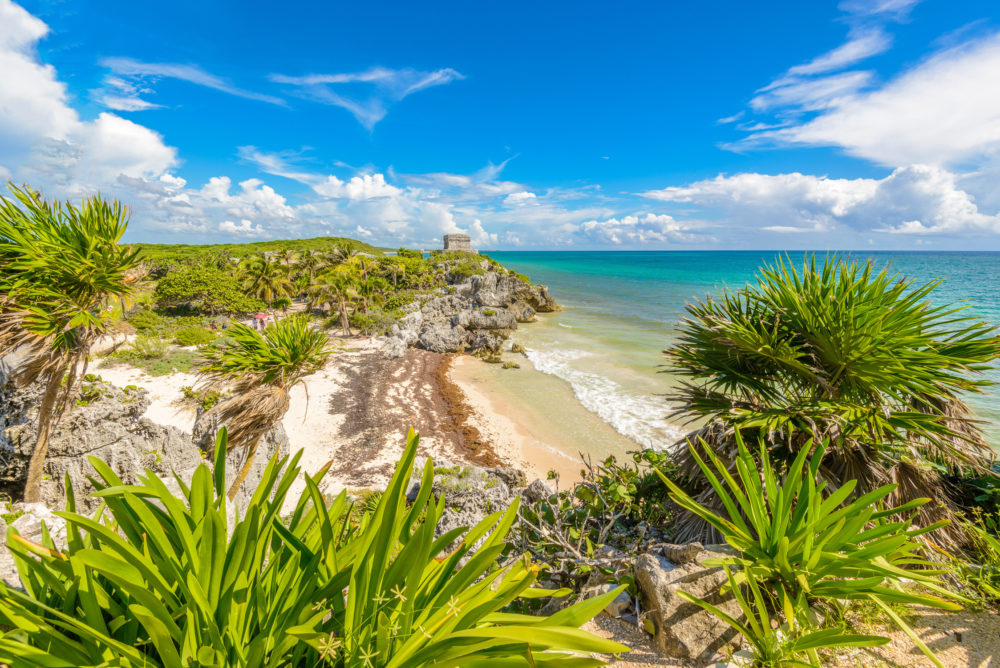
[420,462,518,543]
[454,309,518,331]
[489,466,527,490]
[635,545,742,661]
[508,301,537,323]
[466,331,507,353]
[522,478,555,503]
[654,541,704,565]
[192,408,289,514]
[582,583,632,618]
[1,378,202,515]
[418,321,468,353]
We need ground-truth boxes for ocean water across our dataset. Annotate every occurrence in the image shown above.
[488,251,1000,450]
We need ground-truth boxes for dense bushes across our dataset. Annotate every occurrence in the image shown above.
[349,308,399,336]
[0,429,628,666]
[173,324,216,346]
[154,264,264,314]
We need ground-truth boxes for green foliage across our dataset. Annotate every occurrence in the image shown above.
[0,429,628,667]
[122,335,167,360]
[382,290,415,312]
[395,248,422,259]
[180,385,226,411]
[681,566,889,667]
[349,308,399,336]
[173,324,216,346]
[127,308,164,332]
[154,263,264,315]
[104,338,199,377]
[514,450,677,588]
[665,254,1000,540]
[660,434,962,667]
[132,236,382,270]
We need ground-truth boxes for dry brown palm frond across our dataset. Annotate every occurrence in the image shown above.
[886,459,966,551]
[202,385,290,453]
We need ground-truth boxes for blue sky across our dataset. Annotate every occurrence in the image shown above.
[2,0,1000,249]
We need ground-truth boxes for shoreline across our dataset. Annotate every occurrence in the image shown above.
[96,332,655,497]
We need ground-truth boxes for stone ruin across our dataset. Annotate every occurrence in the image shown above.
[443,233,476,253]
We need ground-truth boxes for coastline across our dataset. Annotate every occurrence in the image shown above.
[95,335,650,496]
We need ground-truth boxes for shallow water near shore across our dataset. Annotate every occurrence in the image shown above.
[487,250,1000,453]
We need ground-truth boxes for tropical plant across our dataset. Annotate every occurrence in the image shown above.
[0,184,141,502]
[0,429,629,667]
[513,450,678,590]
[238,255,296,306]
[665,254,1000,543]
[681,565,889,668]
[196,315,334,499]
[659,434,962,667]
[309,269,357,334]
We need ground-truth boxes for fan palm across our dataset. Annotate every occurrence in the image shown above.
[0,184,140,502]
[665,254,1000,543]
[196,314,333,500]
[294,249,324,286]
[308,269,357,334]
[238,254,295,306]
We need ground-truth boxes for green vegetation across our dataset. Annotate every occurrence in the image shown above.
[514,450,678,589]
[196,315,334,499]
[131,235,381,270]
[0,184,142,502]
[661,434,960,666]
[173,324,216,346]
[666,254,1000,542]
[0,429,627,667]
[154,264,264,314]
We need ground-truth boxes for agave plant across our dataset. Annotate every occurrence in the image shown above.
[665,254,1000,543]
[197,314,334,499]
[0,184,141,502]
[0,429,628,667]
[659,434,962,667]
[680,565,889,668]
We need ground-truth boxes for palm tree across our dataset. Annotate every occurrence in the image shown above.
[665,254,1000,543]
[295,249,324,286]
[0,185,141,502]
[308,270,357,334]
[238,255,295,306]
[197,314,333,500]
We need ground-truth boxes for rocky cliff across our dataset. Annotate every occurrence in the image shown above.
[383,266,559,358]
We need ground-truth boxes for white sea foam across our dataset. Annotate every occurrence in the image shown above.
[525,347,685,450]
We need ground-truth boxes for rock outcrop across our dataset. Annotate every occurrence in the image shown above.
[382,264,558,358]
[408,459,524,543]
[0,377,199,513]
[635,542,743,662]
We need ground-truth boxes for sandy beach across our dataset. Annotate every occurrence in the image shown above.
[95,337,584,498]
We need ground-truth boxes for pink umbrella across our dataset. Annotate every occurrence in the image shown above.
[254,313,267,320]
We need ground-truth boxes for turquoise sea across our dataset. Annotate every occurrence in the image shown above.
[487,251,1000,449]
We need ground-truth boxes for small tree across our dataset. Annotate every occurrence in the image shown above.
[154,263,263,314]
[0,184,141,502]
[197,315,333,500]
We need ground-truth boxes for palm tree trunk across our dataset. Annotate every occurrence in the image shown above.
[23,371,64,502]
[227,436,262,501]
[339,298,351,335]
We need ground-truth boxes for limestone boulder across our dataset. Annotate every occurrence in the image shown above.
[635,543,743,662]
